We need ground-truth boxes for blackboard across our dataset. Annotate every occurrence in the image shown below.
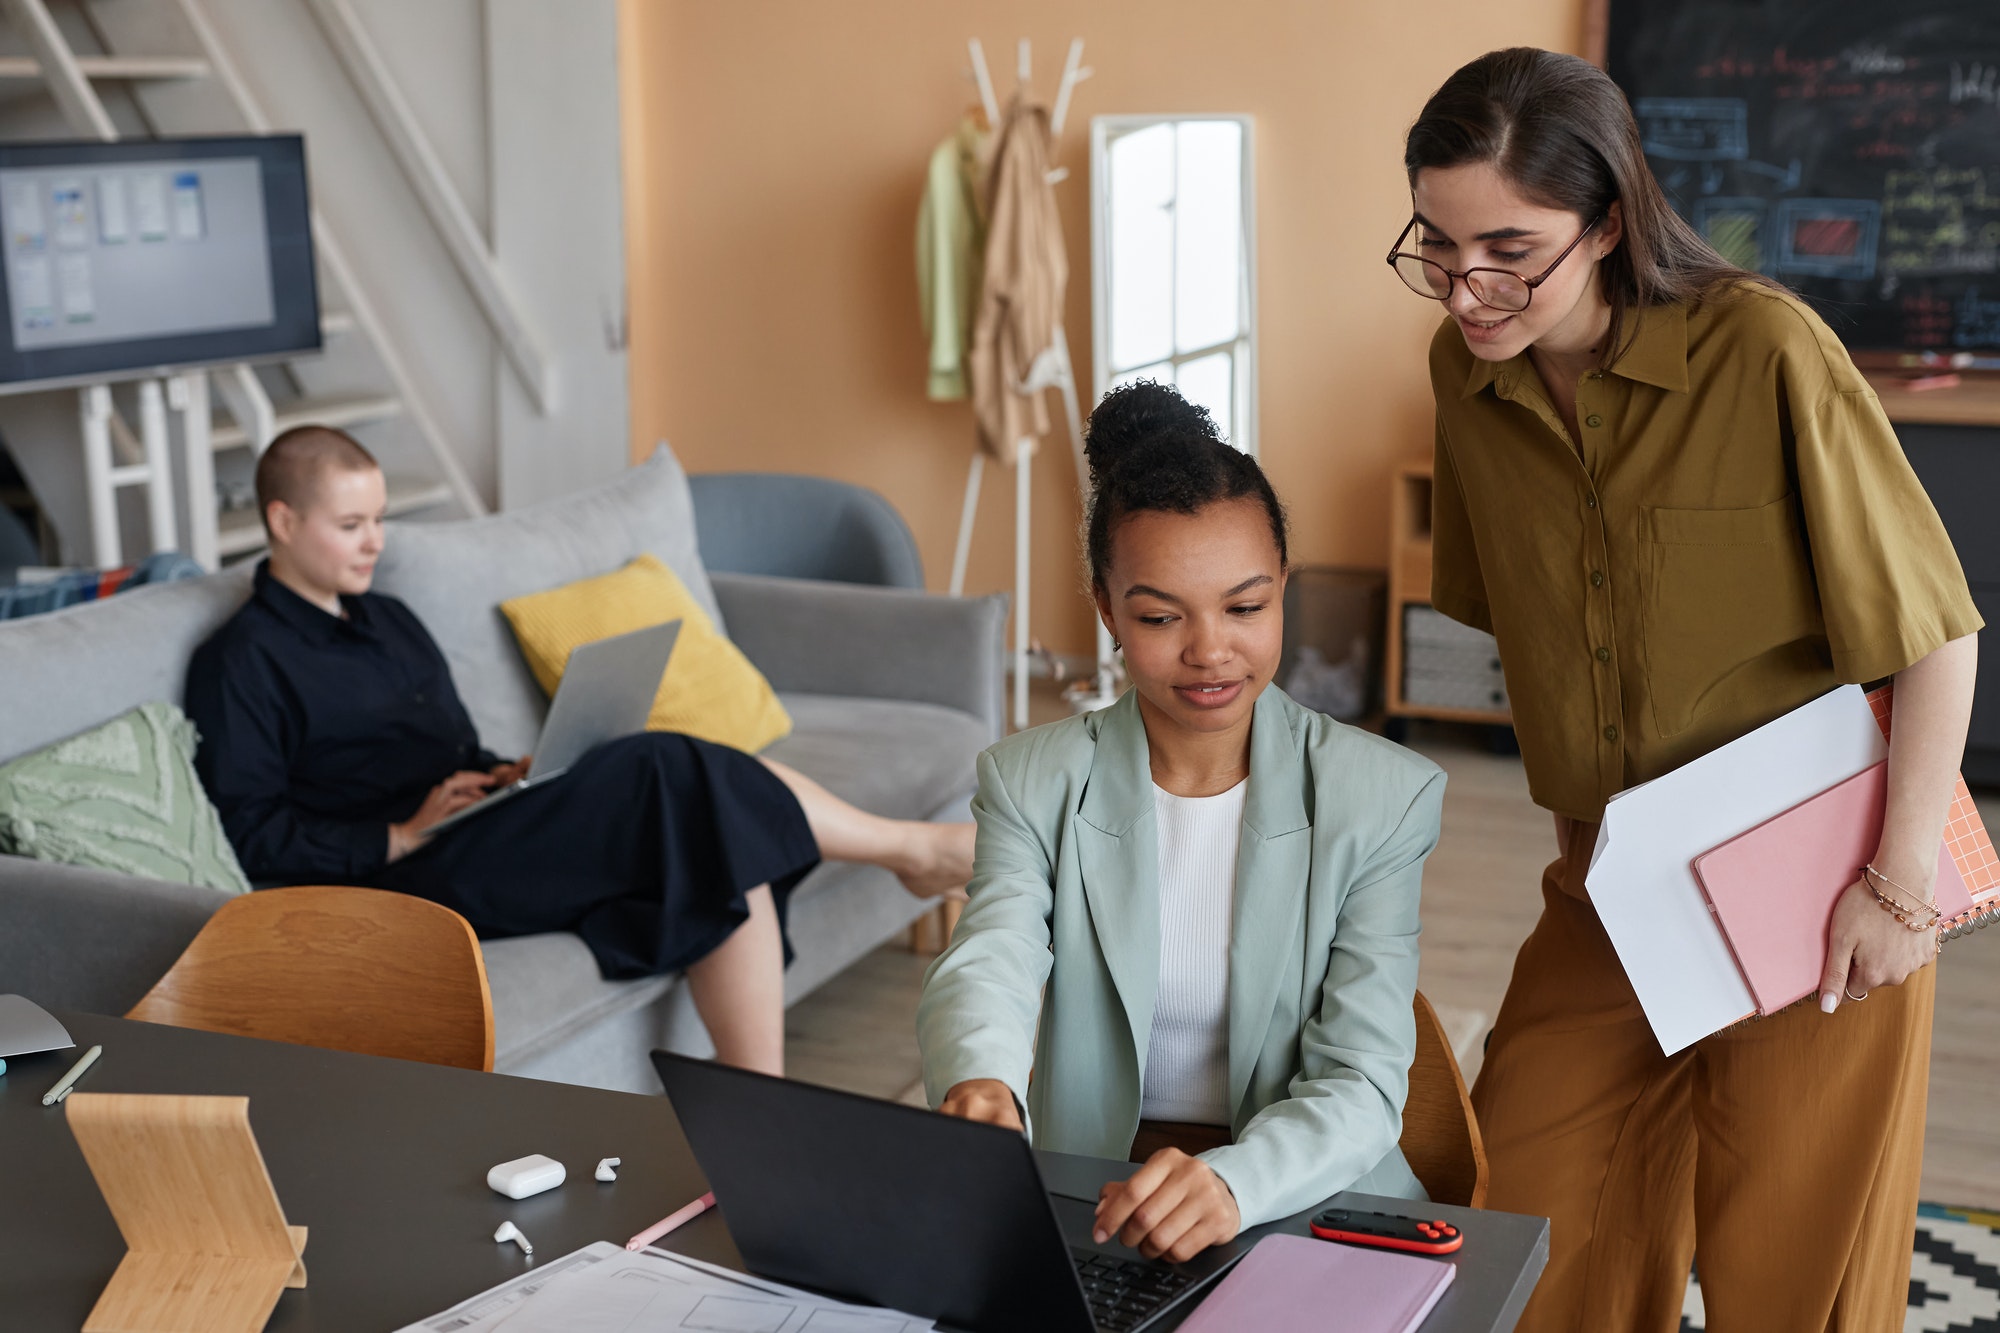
[1606,1,2000,351]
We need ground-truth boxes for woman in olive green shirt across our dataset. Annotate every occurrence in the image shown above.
[1392,48,1980,1333]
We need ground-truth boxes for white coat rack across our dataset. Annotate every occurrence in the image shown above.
[947,36,1119,731]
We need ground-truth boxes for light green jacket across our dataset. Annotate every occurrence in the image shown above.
[915,117,986,401]
[918,686,1445,1226]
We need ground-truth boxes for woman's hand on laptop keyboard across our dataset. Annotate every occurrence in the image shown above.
[387,770,500,860]
[1094,1149,1241,1264]
[489,755,531,787]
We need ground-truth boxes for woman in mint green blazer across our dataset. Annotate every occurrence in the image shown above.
[918,382,1446,1264]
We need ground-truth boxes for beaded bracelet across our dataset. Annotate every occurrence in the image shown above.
[1864,860,1928,912]
[1868,884,1935,932]
[1864,865,1938,932]
[1865,862,1930,907]
[1865,863,1936,915]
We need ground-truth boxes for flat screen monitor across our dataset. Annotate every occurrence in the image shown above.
[0,134,317,389]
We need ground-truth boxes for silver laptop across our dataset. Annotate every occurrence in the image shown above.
[425,620,680,837]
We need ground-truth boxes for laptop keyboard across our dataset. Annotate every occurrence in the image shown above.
[1071,1246,1198,1331]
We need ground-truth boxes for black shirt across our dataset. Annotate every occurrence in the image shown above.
[186,562,503,883]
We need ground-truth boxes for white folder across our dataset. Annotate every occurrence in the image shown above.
[1584,685,1887,1055]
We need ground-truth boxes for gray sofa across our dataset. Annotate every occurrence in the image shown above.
[0,448,1006,1092]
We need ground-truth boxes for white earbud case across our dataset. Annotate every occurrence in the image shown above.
[487,1154,566,1199]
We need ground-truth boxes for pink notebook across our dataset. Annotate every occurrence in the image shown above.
[1175,1233,1453,1333]
[1692,760,1971,1015]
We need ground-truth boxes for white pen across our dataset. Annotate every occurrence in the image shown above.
[42,1044,101,1106]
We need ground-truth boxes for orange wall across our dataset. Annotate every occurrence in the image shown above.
[621,0,1586,656]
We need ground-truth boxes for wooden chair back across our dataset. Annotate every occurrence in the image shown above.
[127,885,494,1071]
[1399,990,1489,1208]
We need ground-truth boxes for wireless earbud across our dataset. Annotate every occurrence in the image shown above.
[493,1220,533,1255]
[595,1157,621,1182]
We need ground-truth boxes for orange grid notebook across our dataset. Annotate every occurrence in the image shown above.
[1868,684,2000,940]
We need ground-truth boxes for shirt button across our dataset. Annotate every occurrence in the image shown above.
[1585,414,1604,428]
[1604,725,1620,742]
[414,692,426,704]
[1585,494,1598,508]
[1590,570,1604,588]
[1596,646,1611,662]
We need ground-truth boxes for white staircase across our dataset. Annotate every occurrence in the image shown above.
[0,0,487,568]
[0,0,625,570]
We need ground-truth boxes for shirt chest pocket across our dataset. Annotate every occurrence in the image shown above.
[1639,493,1823,737]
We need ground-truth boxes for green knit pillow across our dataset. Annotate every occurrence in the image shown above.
[0,702,250,894]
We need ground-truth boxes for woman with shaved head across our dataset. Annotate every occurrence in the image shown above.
[186,425,973,1077]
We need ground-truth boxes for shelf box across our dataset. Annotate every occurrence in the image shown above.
[1383,460,1511,726]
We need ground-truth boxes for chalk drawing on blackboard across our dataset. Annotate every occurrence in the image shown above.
[1693,198,1768,271]
[1950,61,1998,107]
[1740,158,1803,191]
[1956,287,2000,347]
[1881,166,2000,277]
[1773,199,1881,280]
[1635,98,1749,162]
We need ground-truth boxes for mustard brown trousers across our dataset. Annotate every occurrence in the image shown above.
[1472,821,1935,1333]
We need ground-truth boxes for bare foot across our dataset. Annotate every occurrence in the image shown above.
[895,822,974,900]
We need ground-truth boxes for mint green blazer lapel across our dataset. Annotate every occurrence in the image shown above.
[1074,690,1159,1085]
[1225,689,1313,1117]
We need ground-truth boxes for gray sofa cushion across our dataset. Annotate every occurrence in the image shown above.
[372,446,722,759]
[0,566,254,765]
[0,855,229,1014]
[483,931,673,1071]
[764,694,989,821]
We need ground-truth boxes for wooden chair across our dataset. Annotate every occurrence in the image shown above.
[1400,990,1489,1207]
[127,885,494,1071]
[908,899,964,954]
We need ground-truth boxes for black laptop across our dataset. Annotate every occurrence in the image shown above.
[651,1052,1245,1332]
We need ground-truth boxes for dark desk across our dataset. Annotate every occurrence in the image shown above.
[1,1013,1546,1332]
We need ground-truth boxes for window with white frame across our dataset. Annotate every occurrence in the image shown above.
[1090,115,1256,453]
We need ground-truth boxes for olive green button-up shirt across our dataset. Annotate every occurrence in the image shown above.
[1428,285,1983,823]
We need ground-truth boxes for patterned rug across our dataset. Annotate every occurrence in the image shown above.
[1680,1205,2000,1332]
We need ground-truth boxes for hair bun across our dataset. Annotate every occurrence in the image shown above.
[1083,380,1222,488]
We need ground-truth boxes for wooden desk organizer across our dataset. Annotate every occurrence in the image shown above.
[66,1093,306,1333]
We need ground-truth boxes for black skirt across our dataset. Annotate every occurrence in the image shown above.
[372,732,820,979]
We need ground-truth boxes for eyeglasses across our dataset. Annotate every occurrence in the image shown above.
[1385,214,1604,313]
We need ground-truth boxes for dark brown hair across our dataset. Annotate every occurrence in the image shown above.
[1404,47,1779,360]
[255,425,379,532]
[1083,381,1288,591]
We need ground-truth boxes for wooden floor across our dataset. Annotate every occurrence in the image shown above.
[785,700,2000,1208]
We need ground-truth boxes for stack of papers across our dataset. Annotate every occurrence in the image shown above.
[1585,685,1887,1054]
[397,1242,934,1333]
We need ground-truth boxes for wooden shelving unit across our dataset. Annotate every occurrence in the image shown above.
[1383,462,1512,729]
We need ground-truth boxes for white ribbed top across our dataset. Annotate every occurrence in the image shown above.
[1140,778,1245,1126]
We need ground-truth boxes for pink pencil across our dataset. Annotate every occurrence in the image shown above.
[625,1191,716,1251]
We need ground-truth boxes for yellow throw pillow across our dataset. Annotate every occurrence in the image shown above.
[499,554,792,754]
